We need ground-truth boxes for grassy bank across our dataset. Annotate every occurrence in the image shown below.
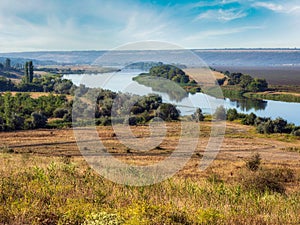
[244,92,300,103]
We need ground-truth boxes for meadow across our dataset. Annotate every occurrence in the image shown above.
[1,121,300,224]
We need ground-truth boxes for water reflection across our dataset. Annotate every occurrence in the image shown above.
[228,98,267,111]
[64,72,300,125]
[133,76,188,102]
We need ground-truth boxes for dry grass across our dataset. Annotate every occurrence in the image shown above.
[0,91,73,100]
[184,68,225,86]
[1,121,300,224]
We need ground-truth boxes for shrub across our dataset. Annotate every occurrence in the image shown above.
[241,168,285,194]
[240,166,294,194]
[156,103,179,121]
[245,153,261,171]
[53,108,69,118]
[293,129,300,136]
[31,112,47,129]
[226,108,238,121]
[241,113,257,125]
[256,120,274,134]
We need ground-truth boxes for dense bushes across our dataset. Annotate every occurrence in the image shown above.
[73,86,180,126]
[0,74,75,94]
[225,72,268,92]
[225,108,300,136]
[0,92,69,131]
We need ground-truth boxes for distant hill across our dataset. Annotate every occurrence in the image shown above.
[193,49,300,67]
[0,49,300,67]
[0,51,105,65]
[0,57,57,66]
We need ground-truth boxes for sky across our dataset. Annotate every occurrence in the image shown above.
[0,0,300,52]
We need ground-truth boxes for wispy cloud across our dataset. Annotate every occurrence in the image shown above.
[253,1,300,13]
[0,0,300,51]
[194,8,247,22]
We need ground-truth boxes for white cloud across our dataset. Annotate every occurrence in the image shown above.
[0,0,175,52]
[253,2,300,13]
[194,8,247,22]
[253,2,283,11]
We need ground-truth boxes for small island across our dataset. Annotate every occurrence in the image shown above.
[133,64,201,95]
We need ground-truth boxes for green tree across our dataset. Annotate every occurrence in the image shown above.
[31,112,47,129]
[24,62,29,83]
[272,117,287,133]
[156,103,179,121]
[241,113,257,125]
[256,120,274,134]
[226,108,239,121]
[28,61,34,83]
[248,78,268,92]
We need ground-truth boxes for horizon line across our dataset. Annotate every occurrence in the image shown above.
[0,47,300,54]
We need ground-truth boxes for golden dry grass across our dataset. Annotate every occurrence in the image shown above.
[184,68,225,86]
[1,121,300,224]
[1,121,299,182]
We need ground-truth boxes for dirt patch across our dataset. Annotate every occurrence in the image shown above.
[1,122,300,179]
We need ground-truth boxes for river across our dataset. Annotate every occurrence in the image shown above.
[64,71,300,125]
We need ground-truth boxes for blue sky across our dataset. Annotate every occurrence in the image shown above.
[0,0,300,52]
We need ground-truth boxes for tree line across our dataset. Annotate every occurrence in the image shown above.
[0,82,183,131]
[0,92,70,131]
[217,70,269,95]
[225,107,300,136]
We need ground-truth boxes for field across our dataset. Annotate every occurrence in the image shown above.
[214,66,300,85]
[1,121,300,224]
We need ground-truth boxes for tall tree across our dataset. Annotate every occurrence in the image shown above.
[28,61,34,83]
[24,62,29,83]
[5,58,11,69]
[24,61,34,84]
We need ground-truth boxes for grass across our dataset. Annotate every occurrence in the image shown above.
[244,92,300,103]
[0,154,299,224]
[0,121,300,224]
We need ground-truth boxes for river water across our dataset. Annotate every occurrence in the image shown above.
[64,71,300,125]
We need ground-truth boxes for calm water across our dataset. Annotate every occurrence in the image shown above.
[64,71,300,125]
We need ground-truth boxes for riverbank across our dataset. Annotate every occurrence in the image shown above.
[244,91,300,103]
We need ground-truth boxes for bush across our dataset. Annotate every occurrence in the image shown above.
[256,120,274,134]
[272,117,288,133]
[245,153,261,171]
[53,108,69,118]
[240,168,286,194]
[156,103,179,121]
[293,129,300,136]
[31,112,47,129]
[241,113,257,125]
[226,108,238,121]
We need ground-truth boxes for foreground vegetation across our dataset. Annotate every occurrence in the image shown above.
[0,151,299,224]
